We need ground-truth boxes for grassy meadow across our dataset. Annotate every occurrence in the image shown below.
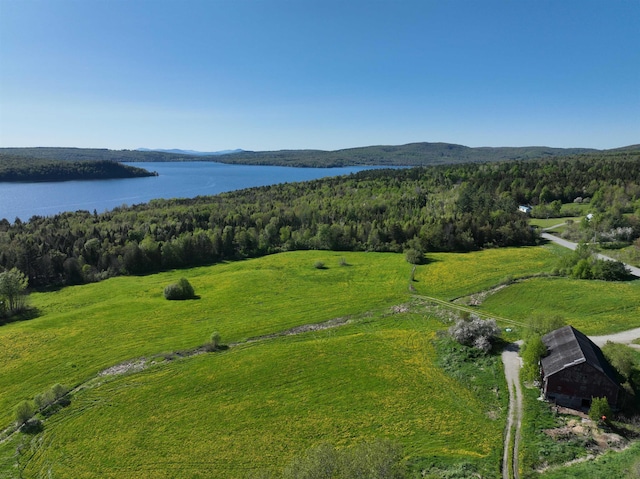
[478,276,640,335]
[0,247,560,429]
[16,314,507,478]
[2,245,639,477]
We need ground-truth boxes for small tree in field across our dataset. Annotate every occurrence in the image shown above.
[0,268,29,315]
[15,400,35,427]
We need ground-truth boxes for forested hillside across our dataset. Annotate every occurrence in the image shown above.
[0,147,190,163]
[0,155,157,182]
[0,151,638,288]
[0,142,606,167]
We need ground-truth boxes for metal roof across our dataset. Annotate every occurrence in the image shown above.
[540,325,619,385]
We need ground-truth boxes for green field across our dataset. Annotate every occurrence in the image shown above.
[478,276,640,335]
[14,315,507,478]
[2,246,639,477]
[529,217,581,231]
[0,247,561,429]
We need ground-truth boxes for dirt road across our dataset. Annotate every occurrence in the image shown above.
[502,341,524,479]
[589,328,640,350]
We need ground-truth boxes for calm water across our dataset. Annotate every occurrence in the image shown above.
[0,162,380,222]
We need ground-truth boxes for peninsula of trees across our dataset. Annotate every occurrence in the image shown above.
[0,155,157,182]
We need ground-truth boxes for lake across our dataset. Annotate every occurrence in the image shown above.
[0,162,383,222]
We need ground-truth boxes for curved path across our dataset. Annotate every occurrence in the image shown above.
[502,341,524,479]
[589,327,640,350]
[541,232,640,278]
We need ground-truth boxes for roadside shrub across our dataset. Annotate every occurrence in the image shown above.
[558,243,630,281]
[164,278,195,300]
[521,335,547,383]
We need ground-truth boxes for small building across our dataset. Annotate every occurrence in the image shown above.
[540,325,622,410]
[518,205,532,214]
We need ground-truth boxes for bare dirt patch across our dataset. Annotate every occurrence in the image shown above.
[99,359,147,377]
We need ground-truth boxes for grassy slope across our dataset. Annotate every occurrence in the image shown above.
[0,251,411,427]
[2,245,638,477]
[539,442,640,478]
[478,276,640,335]
[0,247,560,428]
[18,315,506,478]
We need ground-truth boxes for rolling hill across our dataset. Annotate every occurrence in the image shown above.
[0,142,617,167]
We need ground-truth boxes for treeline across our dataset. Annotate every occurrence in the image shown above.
[1,143,610,168]
[0,155,157,182]
[0,152,638,288]
[0,147,191,163]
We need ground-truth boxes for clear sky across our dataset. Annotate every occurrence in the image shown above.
[0,0,638,151]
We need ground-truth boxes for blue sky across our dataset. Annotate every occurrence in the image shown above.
[0,0,638,151]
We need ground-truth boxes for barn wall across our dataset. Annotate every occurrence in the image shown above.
[543,362,619,409]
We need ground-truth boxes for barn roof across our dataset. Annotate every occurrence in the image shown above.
[540,325,619,385]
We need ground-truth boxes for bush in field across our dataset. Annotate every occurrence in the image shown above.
[204,331,221,352]
[448,317,500,353]
[404,248,424,265]
[164,278,196,300]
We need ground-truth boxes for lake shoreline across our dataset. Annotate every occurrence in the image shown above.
[0,161,386,223]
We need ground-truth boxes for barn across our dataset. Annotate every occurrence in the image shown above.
[540,325,622,410]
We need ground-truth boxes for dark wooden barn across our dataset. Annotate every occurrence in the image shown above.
[540,325,622,410]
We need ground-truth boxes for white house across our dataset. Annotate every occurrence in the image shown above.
[518,205,532,214]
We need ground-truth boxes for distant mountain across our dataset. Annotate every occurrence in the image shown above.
[1,143,637,168]
[210,142,604,167]
[137,148,244,156]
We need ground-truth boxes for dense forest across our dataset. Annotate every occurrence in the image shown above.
[0,155,156,182]
[0,151,638,288]
[1,143,628,167]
